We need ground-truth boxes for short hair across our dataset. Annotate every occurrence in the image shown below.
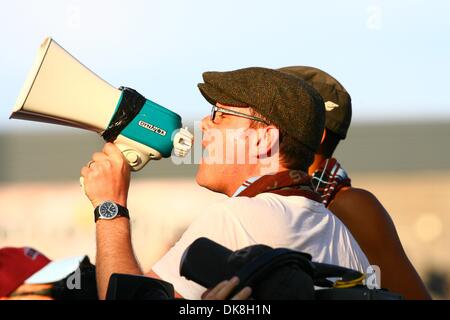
[249,108,315,171]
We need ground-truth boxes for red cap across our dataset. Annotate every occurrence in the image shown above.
[0,247,51,297]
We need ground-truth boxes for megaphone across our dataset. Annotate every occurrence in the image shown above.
[10,37,193,171]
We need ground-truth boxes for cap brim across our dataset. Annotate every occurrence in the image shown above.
[197,83,247,107]
[24,255,86,284]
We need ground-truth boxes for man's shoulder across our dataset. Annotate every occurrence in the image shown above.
[191,197,257,223]
[219,192,318,208]
[214,193,327,223]
[255,192,326,210]
[194,194,334,240]
[206,196,271,219]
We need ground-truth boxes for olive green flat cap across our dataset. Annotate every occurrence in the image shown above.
[279,66,352,139]
[198,67,325,152]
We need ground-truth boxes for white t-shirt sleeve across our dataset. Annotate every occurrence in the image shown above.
[152,201,242,299]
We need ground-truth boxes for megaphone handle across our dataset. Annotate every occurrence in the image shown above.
[79,135,162,190]
[113,134,162,172]
[79,148,150,192]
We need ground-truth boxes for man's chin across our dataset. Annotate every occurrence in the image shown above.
[195,164,222,194]
[195,167,204,187]
[195,164,208,187]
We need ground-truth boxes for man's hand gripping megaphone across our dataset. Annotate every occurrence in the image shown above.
[79,126,193,194]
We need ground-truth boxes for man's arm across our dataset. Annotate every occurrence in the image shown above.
[96,220,184,299]
[95,218,143,299]
[81,143,142,299]
[329,187,431,300]
[81,143,183,299]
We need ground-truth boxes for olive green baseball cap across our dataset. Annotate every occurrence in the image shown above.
[197,67,325,152]
[278,66,352,139]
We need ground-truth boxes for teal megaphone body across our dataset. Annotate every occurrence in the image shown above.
[103,86,193,169]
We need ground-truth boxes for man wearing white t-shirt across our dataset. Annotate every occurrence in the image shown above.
[81,67,370,299]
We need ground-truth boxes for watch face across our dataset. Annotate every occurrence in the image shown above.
[99,201,119,220]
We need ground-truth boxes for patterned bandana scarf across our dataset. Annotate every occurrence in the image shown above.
[311,158,351,207]
[235,170,321,203]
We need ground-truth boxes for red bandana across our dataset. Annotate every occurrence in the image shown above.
[311,158,352,207]
[236,170,321,203]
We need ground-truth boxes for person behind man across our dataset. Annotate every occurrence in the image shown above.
[279,66,430,300]
[81,67,370,299]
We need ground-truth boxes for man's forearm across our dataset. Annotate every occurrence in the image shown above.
[96,217,143,300]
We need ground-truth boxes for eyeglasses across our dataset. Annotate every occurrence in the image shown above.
[210,106,269,125]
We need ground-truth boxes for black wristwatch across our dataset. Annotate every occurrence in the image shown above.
[94,200,130,222]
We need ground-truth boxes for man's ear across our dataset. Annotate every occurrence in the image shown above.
[248,125,280,160]
[321,129,327,144]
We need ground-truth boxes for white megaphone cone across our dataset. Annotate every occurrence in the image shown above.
[10,37,193,186]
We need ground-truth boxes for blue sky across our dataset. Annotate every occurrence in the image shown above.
[1,0,449,131]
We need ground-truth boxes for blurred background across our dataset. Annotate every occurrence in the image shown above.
[1,0,449,299]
